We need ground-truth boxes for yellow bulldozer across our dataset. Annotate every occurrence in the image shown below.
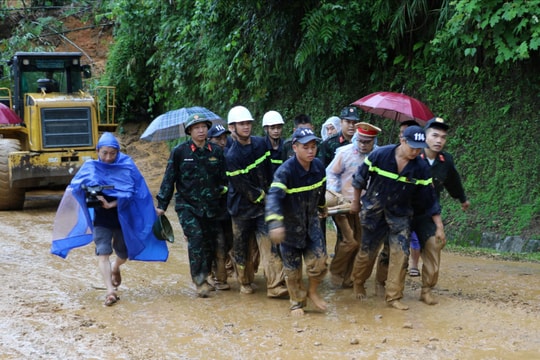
[0,52,116,210]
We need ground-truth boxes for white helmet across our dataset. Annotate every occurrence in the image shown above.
[227,105,254,124]
[262,110,285,127]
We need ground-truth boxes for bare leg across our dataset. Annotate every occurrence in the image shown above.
[409,248,421,275]
[111,257,127,287]
[307,278,327,311]
[98,255,115,294]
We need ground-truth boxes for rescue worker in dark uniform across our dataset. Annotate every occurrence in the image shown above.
[207,123,234,290]
[350,125,445,310]
[262,110,285,173]
[156,114,228,298]
[266,128,328,316]
[226,105,288,297]
[282,114,314,161]
[415,117,469,304]
[376,118,470,305]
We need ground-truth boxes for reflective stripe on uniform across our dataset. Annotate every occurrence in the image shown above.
[226,151,271,177]
[265,214,284,222]
[364,158,432,186]
[270,177,326,194]
[271,159,283,165]
[254,191,265,203]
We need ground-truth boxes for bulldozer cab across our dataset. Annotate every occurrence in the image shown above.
[10,52,87,117]
[0,52,116,210]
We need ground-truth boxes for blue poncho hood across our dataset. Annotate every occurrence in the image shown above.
[97,132,120,150]
[51,142,168,261]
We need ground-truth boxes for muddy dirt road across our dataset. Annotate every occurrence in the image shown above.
[1,138,540,359]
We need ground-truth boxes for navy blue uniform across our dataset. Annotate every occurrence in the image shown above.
[264,135,284,173]
[266,155,328,308]
[351,144,439,303]
[226,136,272,219]
[409,150,468,296]
[266,156,327,250]
[226,136,287,296]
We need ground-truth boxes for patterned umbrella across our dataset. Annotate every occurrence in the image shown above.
[140,106,222,141]
[351,92,434,125]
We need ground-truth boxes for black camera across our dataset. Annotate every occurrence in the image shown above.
[82,184,114,208]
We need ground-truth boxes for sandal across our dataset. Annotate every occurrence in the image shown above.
[111,268,122,287]
[104,292,119,306]
[408,267,420,277]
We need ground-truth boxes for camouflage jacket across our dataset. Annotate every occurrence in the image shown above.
[156,140,227,218]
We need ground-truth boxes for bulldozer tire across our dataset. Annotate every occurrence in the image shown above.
[0,139,25,210]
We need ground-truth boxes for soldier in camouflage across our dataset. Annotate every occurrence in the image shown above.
[156,114,228,298]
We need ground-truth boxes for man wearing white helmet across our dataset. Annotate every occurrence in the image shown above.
[226,106,288,297]
[262,110,285,173]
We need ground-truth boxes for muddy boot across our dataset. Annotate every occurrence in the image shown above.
[420,287,438,305]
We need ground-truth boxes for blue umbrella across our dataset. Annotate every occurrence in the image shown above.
[140,106,222,141]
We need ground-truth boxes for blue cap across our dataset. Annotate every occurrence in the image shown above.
[402,125,428,148]
[292,128,320,144]
[207,123,230,138]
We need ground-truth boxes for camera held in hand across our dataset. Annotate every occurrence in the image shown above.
[82,184,115,208]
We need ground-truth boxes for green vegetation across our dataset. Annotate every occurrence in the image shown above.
[445,244,540,263]
[1,0,539,243]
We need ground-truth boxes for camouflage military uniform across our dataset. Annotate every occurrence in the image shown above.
[157,140,227,287]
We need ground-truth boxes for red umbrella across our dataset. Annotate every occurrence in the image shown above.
[351,91,434,125]
[0,103,23,124]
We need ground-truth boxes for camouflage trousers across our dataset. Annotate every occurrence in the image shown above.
[177,209,218,286]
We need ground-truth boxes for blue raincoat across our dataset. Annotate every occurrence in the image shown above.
[51,133,169,261]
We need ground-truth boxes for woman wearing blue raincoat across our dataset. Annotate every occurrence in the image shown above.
[51,132,168,306]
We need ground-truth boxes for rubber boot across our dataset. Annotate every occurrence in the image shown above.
[420,287,438,305]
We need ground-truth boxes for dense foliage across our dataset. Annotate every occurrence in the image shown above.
[1,0,539,240]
